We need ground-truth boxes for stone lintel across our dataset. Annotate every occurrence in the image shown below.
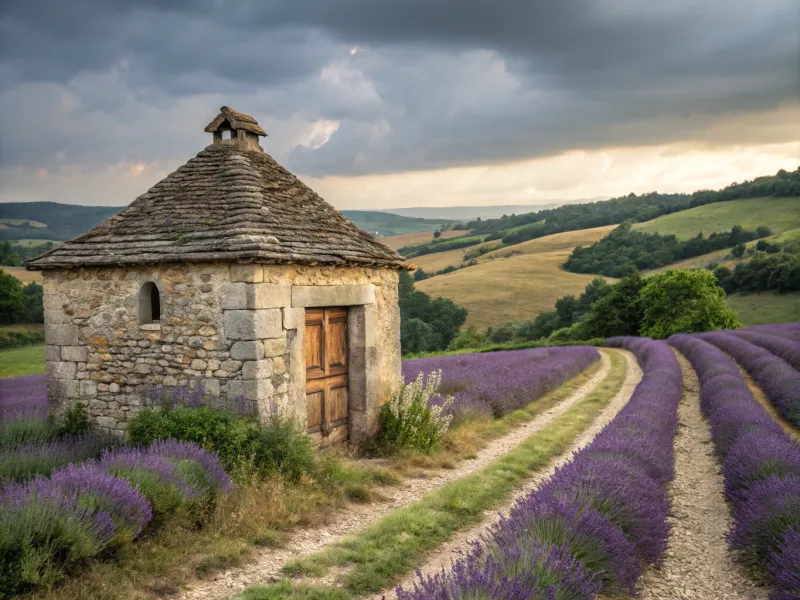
[291,284,375,308]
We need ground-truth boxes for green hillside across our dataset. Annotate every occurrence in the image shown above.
[340,210,450,236]
[633,197,800,239]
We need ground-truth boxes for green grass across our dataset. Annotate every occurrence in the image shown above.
[633,197,800,239]
[239,350,628,598]
[238,582,351,600]
[727,291,800,326]
[0,343,45,377]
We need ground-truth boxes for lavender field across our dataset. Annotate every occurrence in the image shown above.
[2,322,800,599]
[403,346,600,421]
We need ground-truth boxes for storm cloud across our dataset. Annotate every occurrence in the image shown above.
[0,0,797,203]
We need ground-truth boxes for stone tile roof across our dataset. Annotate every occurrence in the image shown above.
[27,143,409,270]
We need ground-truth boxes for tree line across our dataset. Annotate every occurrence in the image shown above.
[0,270,44,325]
[452,269,740,349]
[564,223,770,277]
[400,167,800,260]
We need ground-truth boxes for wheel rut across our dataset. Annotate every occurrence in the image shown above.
[635,351,769,600]
[176,351,617,600]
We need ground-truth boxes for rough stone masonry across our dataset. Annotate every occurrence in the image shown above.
[43,262,401,441]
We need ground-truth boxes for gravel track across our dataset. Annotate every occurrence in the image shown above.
[368,348,642,600]
[635,351,769,600]
[176,351,616,600]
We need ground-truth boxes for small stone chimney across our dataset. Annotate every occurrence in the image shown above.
[204,106,266,152]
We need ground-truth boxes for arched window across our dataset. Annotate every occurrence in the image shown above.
[138,282,161,325]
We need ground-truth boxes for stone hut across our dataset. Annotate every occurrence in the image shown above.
[27,106,409,444]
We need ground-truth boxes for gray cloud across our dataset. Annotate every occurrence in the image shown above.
[0,0,796,183]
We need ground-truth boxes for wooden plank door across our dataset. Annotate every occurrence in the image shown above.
[305,307,349,441]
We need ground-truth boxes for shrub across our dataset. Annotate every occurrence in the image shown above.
[59,402,90,436]
[379,370,453,453]
[99,440,231,521]
[128,406,315,482]
[0,483,115,598]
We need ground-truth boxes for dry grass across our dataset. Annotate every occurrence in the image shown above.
[418,247,616,328]
[412,246,477,272]
[1,266,43,283]
[482,225,616,260]
[380,230,468,250]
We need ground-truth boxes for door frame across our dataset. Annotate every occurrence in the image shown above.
[291,285,379,444]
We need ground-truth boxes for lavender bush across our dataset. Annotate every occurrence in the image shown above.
[669,333,800,598]
[99,440,232,519]
[732,330,800,371]
[0,480,116,597]
[697,331,800,427]
[398,338,681,599]
[402,347,600,422]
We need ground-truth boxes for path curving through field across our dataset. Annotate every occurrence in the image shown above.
[369,348,642,600]
[635,352,769,600]
[176,350,626,600]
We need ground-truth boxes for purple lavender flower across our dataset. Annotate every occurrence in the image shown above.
[490,493,640,594]
[769,527,800,600]
[725,432,800,501]
[0,374,47,422]
[403,347,600,421]
[146,438,232,494]
[728,475,800,564]
[46,462,152,539]
[396,541,600,600]
[697,331,800,428]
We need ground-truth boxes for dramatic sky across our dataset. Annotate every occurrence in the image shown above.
[0,0,798,209]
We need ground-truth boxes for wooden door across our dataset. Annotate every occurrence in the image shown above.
[305,307,349,441]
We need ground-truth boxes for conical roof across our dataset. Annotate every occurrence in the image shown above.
[27,110,409,270]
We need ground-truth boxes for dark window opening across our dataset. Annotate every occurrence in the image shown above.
[138,282,161,325]
[150,285,161,321]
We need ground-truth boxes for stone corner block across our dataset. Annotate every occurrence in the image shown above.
[225,379,273,403]
[242,359,274,380]
[222,283,292,310]
[224,309,282,340]
[282,307,304,330]
[61,346,88,363]
[229,264,264,283]
[291,284,376,308]
[48,361,77,380]
[230,340,265,360]
[45,323,79,346]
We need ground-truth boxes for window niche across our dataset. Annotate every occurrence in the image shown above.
[138,282,162,327]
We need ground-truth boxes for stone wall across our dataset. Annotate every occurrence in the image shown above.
[42,262,401,442]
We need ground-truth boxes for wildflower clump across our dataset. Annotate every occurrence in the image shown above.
[379,370,454,453]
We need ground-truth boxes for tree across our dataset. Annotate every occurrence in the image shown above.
[413,268,429,282]
[732,243,746,258]
[447,325,489,350]
[433,230,441,239]
[638,270,741,339]
[401,318,433,355]
[0,270,26,324]
[398,271,468,353]
[582,274,646,338]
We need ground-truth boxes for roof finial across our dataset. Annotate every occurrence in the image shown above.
[204,106,266,152]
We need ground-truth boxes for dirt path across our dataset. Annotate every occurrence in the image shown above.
[177,351,619,600]
[369,348,642,600]
[635,352,769,600]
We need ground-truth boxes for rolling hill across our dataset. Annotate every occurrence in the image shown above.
[632,197,800,239]
[0,202,454,243]
[412,197,800,329]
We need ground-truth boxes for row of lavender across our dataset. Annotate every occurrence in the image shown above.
[0,376,233,597]
[695,329,800,428]
[669,334,799,600]
[398,338,682,599]
[402,346,600,422]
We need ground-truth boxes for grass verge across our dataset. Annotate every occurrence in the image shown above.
[240,349,628,599]
[0,343,45,377]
